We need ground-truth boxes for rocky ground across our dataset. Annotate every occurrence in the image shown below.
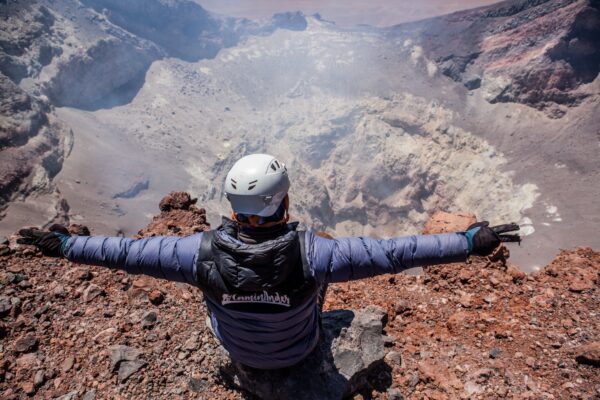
[0,193,598,399]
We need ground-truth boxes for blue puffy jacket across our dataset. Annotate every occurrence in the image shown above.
[63,227,469,369]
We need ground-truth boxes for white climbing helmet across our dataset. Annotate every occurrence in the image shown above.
[224,154,290,217]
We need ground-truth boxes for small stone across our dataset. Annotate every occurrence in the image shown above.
[464,381,483,396]
[525,357,537,368]
[61,356,75,372]
[33,370,45,387]
[53,285,66,298]
[118,360,146,382]
[148,290,164,305]
[183,338,198,351]
[569,280,593,293]
[93,328,117,344]
[458,269,473,284]
[0,236,8,245]
[189,376,209,392]
[459,294,472,308]
[0,246,11,257]
[386,387,404,400]
[483,294,496,304]
[16,353,40,369]
[394,300,411,315]
[18,280,32,289]
[385,351,402,366]
[33,304,50,318]
[21,381,35,395]
[55,390,78,400]
[14,333,38,353]
[446,311,468,332]
[561,318,574,328]
[109,345,142,371]
[78,270,93,281]
[0,296,12,317]
[83,284,104,302]
[82,389,96,400]
[495,386,508,397]
[507,265,526,282]
[489,348,502,359]
[142,311,157,329]
[574,342,600,367]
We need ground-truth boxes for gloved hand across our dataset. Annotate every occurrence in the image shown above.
[464,221,520,256]
[16,224,71,257]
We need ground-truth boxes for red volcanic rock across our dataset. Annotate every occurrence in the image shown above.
[14,333,38,353]
[158,192,197,212]
[575,342,600,367]
[139,192,210,237]
[1,203,599,399]
[148,290,164,305]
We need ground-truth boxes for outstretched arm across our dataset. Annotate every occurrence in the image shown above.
[305,231,469,284]
[62,234,203,285]
[17,225,203,286]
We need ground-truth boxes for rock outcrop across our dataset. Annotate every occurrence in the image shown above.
[391,0,600,117]
[137,191,210,237]
[0,73,66,216]
[0,4,61,83]
[0,0,310,233]
[0,197,598,399]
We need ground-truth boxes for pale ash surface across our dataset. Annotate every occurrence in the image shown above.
[3,3,598,272]
[50,17,583,271]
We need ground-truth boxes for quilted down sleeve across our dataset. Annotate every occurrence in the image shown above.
[62,233,203,285]
[304,231,469,284]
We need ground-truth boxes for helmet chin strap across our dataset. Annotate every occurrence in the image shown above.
[232,195,290,229]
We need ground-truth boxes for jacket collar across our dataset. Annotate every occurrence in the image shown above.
[211,217,301,291]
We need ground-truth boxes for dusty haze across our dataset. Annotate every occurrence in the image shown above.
[198,0,502,27]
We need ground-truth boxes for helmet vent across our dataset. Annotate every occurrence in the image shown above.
[248,184,256,190]
[230,178,237,189]
[270,163,277,171]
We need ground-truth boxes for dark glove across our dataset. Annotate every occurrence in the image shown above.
[17,224,71,257]
[465,221,520,256]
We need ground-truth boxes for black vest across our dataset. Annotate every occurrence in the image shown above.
[196,219,319,313]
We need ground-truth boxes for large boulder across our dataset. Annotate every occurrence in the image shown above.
[223,307,388,399]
